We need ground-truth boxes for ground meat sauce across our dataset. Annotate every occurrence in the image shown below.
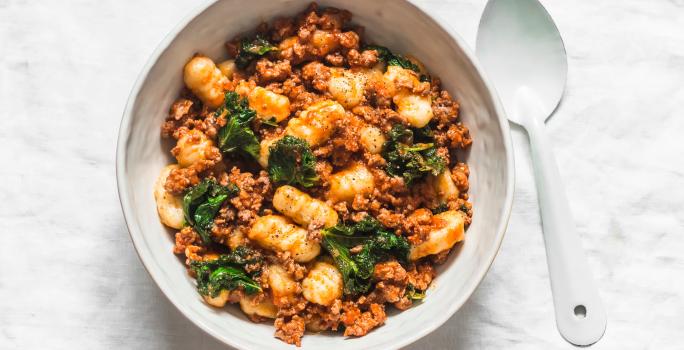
[156,3,472,346]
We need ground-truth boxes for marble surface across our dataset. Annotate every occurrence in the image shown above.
[1,0,683,349]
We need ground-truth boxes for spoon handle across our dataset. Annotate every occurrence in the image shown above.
[516,89,607,346]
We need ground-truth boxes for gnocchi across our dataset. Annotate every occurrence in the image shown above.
[227,227,248,251]
[278,36,299,54]
[302,261,343,306]
[409,210,466,261]
[328,163,375,203]
[328,68,365,109]
[248,215,321,262]
[383,65,421,93]
[382,65,434,127]
[257,136,279,168]
[394,91,434,128]
[311,30,338,55]
[153,165,184,229]
[173,129,215,168]
[183,56,228,109]
[273,185,339,228]
[305,316,328,333]
[359,125,386,154]
[285,100,345,147]
[427,170,460,202]
[203,290,231,308]
[267,264,300,304]
[239,294,278,319]
[247,86,291,122]
[217,59,236,79]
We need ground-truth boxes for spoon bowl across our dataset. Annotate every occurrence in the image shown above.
[476,0,568,124]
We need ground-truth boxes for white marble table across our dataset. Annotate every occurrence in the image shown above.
[1,0,683,349]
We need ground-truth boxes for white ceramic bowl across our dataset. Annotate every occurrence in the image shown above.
[116,0,514,348]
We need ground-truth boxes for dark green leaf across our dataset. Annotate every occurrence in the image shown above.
[322,229,369,247]
[267,135,319,188]
[262,117,279,127]
[363,45,421,74]
[216,92,260,160]
[221,245,264,267]
[322,234,370,295]
[321,216,410,295]
[235,36,278,69]
[182,179,239,244]
[405,283,426,301]
[189,246,263,297]
[387,55,420,72]
[192,264,261,297]
[193,193,229,240]
[352,244,376,281]
[371,230,410,265]
[243,36,279,55]
[209,267,262,295]
[363,45,392,61]
[182,180,212,226]
[350,216,385,234]
[321,216,381,247]
[382,124,446,185]
[412,125,435,143]
[432,203,449,214]
[215,91,255,123]
[218,121,260,159]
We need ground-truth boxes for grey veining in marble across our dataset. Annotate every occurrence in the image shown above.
[1,0,683,349]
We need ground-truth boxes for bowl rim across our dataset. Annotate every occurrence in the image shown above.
[116,0,515,349]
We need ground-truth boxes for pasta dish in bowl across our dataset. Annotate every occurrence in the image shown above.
[117,1,513,348]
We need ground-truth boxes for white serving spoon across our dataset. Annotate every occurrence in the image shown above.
[476,0,607,346]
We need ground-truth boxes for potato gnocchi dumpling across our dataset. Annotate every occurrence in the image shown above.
[217,59,236,79]
[239,294,278,319]
[157,3,473,346]
[153,164,184,229]
[203,289,231,308]
[183,56,228,109]
[311,29,339,55]
[383,65,422,93]
[273,185,339,228]
[428,169,460,202]
[328,68,366,108]
[247,87,291,122]
[302,261,343,306]
[248,215,321,262]
[173,129,215,168]
[394,91,434,128]
[257,136,279,168]
[382,65,434,127]
[359,125,386,154]
[267,264,300,304]
[328,163,375,203]
[285,99,345,147]
[409,210,466,261]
